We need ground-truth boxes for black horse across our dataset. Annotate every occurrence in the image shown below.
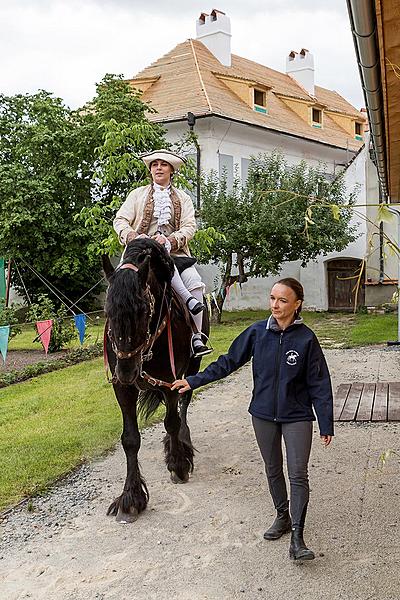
[103,238,208,523]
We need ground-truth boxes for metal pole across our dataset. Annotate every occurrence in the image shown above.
[5,258,12,308]
[387,207,400,344]
[187,112,201,210]
[196,143,201,211]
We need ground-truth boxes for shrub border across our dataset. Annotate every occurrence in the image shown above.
[0,344,103,389]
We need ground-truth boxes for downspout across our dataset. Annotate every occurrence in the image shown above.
[187,112,201,210]
[379,184,384,282]
[346,0,388,199]
[386,207,400,344]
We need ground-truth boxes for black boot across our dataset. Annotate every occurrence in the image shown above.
[263,509,291,540]
[289,504,314,560]
[289,527,315,560]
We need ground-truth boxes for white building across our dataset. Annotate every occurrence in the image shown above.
[127,9,389,311]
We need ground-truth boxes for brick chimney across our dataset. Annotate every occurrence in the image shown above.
[286,48,315,96]
[196,9,231,67]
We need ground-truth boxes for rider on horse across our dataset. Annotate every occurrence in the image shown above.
[113,149,212,358]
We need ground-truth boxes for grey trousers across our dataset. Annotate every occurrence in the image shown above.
[252,417,313,527]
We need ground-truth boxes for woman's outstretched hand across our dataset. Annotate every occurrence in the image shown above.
[171,379,191,394]
[320,435,332,447]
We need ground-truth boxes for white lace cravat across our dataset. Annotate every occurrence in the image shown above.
[153,183,172,229]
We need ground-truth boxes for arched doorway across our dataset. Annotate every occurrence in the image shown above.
[327,258,365,311]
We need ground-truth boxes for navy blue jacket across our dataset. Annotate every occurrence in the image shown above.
[187,316,334,436]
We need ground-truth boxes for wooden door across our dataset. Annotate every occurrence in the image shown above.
[327,259,365,311]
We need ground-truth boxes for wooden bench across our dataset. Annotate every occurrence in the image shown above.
[334,382,400,422]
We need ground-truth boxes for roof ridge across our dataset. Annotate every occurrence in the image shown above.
[189,38,212,112]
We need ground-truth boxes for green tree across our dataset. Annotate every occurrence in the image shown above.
[0,75,165,306]
[0,90,95,305]
[200,152,358,321]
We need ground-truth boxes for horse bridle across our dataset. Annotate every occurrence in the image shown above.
[105,263,177,387]
[107,263,156,361]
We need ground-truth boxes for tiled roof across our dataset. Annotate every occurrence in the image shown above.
[129,39,365,151]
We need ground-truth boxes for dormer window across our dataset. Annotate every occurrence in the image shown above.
[312,107,322,127]
[355,121,363,140]
[253,88,267,114]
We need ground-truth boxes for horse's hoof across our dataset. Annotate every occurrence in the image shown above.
[170,471,189,484]
[116,506,139,523]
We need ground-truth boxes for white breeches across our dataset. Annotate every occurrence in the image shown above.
[180,266,205,293]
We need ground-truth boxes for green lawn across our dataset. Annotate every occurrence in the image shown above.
[219,309,398,348]
[0,313,256,512]
[1,309,398,512]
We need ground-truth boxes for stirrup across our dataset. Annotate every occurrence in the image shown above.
[186,296,205,316]
[191,332,213,358]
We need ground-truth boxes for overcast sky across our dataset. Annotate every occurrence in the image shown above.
[1,0,364,110]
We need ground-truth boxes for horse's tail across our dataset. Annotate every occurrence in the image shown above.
[137,390,165,422]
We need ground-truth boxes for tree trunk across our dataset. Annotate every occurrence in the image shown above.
[210,254,250,323]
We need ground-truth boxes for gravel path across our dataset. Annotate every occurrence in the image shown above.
[1,347,400,600]
[0,350,69,373]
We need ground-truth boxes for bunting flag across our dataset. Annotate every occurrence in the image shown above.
[0,258,6,300]
[36,320,53,354]
[0,325,10,364]
[74,313,87,345]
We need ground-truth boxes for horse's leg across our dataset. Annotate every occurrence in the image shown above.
[163,392,194,484]
[178,391,192,448]
[107,384,149,523]
[178,355,200,448]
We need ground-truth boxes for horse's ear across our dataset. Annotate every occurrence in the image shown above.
[102,255,115,281]
[138,254,151,286]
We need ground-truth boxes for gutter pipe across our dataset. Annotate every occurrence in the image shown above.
[346,0,388,199]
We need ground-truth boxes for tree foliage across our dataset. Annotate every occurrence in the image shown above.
[200,152,358,319]
[0,75,165,307]
[27,294,76,353]
[0,300,21,338]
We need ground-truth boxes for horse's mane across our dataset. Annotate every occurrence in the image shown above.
[105,239,175,340]
[122,238,175,283]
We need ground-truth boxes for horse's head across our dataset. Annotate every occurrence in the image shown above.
[103,239,174,385]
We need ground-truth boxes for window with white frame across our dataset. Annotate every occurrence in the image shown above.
[218,153,234,191]
[241,158,250,183]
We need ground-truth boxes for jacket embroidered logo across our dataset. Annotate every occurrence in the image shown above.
[286,350,299,365]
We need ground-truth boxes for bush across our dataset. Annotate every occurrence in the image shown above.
[0,300,22,338]
[0,343,103,388]
[27,294,76,353]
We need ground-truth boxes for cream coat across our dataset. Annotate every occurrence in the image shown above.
[113,184,196,256]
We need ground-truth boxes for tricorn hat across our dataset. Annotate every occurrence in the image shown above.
[140,149,186,172]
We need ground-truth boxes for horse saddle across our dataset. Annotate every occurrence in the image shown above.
[173,256,197,275]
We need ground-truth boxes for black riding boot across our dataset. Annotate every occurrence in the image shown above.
[263,509,292,540]
[289,504,315,560]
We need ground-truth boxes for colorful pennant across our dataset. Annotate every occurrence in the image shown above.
[0,325,10,364]
[36,320,53,354]
[74,314,87,345]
